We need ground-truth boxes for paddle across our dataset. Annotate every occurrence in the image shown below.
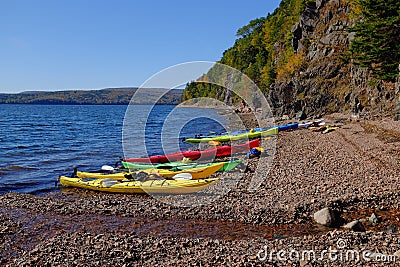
[102,165,129,172]
[103,172,192,186]
[102,179,119,187]
[172,173,192,180]
[101,165,115,171]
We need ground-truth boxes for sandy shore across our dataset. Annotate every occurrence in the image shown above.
[1,114,400,266]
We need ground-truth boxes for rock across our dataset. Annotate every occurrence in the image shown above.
[394,98,400,121]
[296,110,307,120]
[369,213,380,225]
[313,207,339,227]
[291,22,302,52]
[386,225,397,234]
[342,220,365,232]
[316,0,326,9]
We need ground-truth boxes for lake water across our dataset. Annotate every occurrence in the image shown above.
[0,105,227,194]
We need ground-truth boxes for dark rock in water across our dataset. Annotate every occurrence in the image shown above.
[342,220,365,232]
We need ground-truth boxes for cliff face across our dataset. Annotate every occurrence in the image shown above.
[182,0,400,119]
[269,0,400,119]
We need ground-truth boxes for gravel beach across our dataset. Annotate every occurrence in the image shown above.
[1,114,400,266]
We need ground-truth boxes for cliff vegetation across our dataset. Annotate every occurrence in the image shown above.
[183,0,400,119]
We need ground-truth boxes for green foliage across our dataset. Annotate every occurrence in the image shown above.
[349,0,400,81]
[367,79,378,87]
[182,0,400,106]
[183,82,226,101]
[339,51,352,64]
[236,17,266,38]
[183,0,311,102]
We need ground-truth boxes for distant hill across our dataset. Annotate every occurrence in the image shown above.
[0,88,183,105]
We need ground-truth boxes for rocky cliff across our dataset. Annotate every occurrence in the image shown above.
[269,0,399,119]
[183,0,400,120]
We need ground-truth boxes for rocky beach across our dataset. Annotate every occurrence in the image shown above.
[1,113,400,266]
[2,0,400,265]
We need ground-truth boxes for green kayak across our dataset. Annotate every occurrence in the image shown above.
[121,160,242,172]
[184,127,278,143]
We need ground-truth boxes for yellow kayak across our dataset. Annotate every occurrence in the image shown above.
[76,162,225,180]
[185,127,278,143]
[59,176,218,194]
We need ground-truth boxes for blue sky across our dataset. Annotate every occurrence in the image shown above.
[1,0,281,93]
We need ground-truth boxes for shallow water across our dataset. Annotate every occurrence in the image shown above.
[0,204,328,246]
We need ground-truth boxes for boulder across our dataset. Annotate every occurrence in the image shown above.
[369,213,380,225]
[296,110,307,120]
[342,220,365,232]
[313,207,339,227]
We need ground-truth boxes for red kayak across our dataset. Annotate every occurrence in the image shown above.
[124,139,260,163]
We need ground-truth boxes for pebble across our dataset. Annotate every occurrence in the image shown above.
[1,115,400,265]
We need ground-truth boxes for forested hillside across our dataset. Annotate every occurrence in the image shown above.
[0,88,182,105]
[183,0,400,119]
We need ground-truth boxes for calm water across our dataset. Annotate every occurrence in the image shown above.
[0,105,227,194]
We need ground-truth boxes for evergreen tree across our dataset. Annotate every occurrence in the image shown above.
[349,0,400,81]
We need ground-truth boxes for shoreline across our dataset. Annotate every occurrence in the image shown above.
[176,102,235,111]
[1,114,400,265]
[176,103,230,109]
